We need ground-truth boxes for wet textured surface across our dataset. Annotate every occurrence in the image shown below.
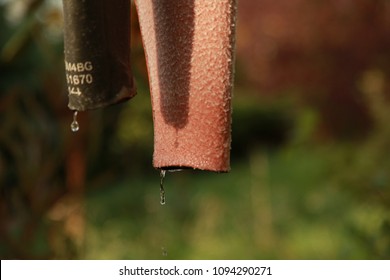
[135,0,237,172]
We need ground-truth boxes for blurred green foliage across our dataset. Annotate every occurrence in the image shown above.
[1,0,389,259]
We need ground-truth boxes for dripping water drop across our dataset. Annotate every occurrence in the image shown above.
[161,246,168,257]
[71,111,79,132]
[160,169,166,205]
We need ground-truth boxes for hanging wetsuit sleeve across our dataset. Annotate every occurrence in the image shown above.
[135,0,237,172]
[62,0,136,111]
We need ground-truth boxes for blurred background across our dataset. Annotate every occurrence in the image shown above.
[1,0,389,259]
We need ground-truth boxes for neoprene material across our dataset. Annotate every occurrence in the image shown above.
[135,0,237,172]
[63,0,136,111]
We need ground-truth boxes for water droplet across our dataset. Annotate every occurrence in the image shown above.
[71,111,79,132]
[161,246,168,257]
[160,169,166,205]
